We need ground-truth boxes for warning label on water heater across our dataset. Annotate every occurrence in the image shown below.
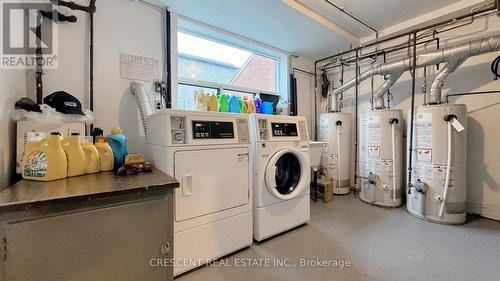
[416,113,432,148]
[367,115,381,146]
[417,148,432,162]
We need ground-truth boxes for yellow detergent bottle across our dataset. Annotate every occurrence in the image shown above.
[248,97,256,113]
[22,132,67,181]
[207,94,218,112]
[62,133,87,177]
[95,137,114,172]
[24,132,46,159]
[81,137,100,174]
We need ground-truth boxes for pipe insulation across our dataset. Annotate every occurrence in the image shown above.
[330,35,500,106]
[131,82,154,137]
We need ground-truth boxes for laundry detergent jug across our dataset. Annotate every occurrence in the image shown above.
[81,137,100,174]
[242,96,250,113]
[208,94,218,112]
[107,127,128,169]
[254,96,263,113]
[95,137,114,172]
[22,132,67,181]
[248,97,256,113]
[24,132,46,159]
[195,90,208,111]
[218,94,229,112]
[62,133,87,177]
[237,96,245,113]
[229,95,240,113]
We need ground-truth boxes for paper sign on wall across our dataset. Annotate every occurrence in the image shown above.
[120,53,159,82]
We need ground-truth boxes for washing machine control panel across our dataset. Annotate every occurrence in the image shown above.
[192,120,234,139]
[271,122,298,137]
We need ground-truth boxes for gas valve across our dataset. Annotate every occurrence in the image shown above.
[414,180,427,194]
[368,172,377,185]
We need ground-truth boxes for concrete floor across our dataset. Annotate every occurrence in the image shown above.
[177,195,500,281]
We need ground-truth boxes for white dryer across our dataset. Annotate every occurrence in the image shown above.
[147,110,252,276]
[250,114,310,241]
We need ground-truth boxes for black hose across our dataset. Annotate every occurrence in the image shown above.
[491,55,500,80]
[354,51,359,187]
[407,33,417,193]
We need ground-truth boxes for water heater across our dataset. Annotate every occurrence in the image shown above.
[407,104,467,224]
[358,109,404,207]
[319,113,351,194]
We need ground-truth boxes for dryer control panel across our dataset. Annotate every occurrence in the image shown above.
[192,121,234,139]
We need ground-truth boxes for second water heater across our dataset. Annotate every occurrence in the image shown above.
[358,109,404,207]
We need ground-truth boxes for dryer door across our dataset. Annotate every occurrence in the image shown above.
[265,149,308,200]
[174,147,250,222]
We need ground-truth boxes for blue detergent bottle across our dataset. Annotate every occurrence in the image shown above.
[107,127,128,169]
[229,95,240,113]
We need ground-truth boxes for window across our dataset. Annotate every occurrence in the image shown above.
[176,31,282,110]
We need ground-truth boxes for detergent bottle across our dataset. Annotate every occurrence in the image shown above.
[218,94,229,112]
[242,96,250,113]
[81,137,100,174]
[229,95,240,113]
[254,96,263,113]
[276,99,289,115]
[237,96,245,113]
[22,132,67,181]
[195,90,208,111]
[207,94,218,112]
[62,133,87,177]
[107,127,128,169]
[248,97,256,113]
[24,132,46,159]
[95,137,114,172]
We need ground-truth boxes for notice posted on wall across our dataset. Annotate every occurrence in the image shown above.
[120,53,159,82]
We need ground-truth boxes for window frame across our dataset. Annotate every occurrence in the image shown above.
[170,14,290,110]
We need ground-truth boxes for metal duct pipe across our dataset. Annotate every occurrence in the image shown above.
[331,35,500,103]
[373,70,404,109]
[428,57,467,104]
[131,82,154,137]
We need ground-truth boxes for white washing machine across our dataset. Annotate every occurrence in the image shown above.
[147,110,253,276]
[250,114,310,241]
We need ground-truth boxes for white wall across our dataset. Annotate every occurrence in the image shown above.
[0,70,26,189]
[41,0,164,153]
[318,14,500,220]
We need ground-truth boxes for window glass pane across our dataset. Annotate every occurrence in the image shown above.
[178,84,218,111]
[178,32,277,93]
[229,54,277,93]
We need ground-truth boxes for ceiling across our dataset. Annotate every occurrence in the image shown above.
[160,0,483,60]
[298,0,461,37]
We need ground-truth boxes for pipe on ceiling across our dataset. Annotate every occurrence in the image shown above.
[329,35,500,109]
[323,0,379,38]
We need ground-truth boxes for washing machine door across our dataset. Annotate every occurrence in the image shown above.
[265,149,308,200]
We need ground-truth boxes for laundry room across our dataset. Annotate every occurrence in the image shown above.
[0,0,499,280]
